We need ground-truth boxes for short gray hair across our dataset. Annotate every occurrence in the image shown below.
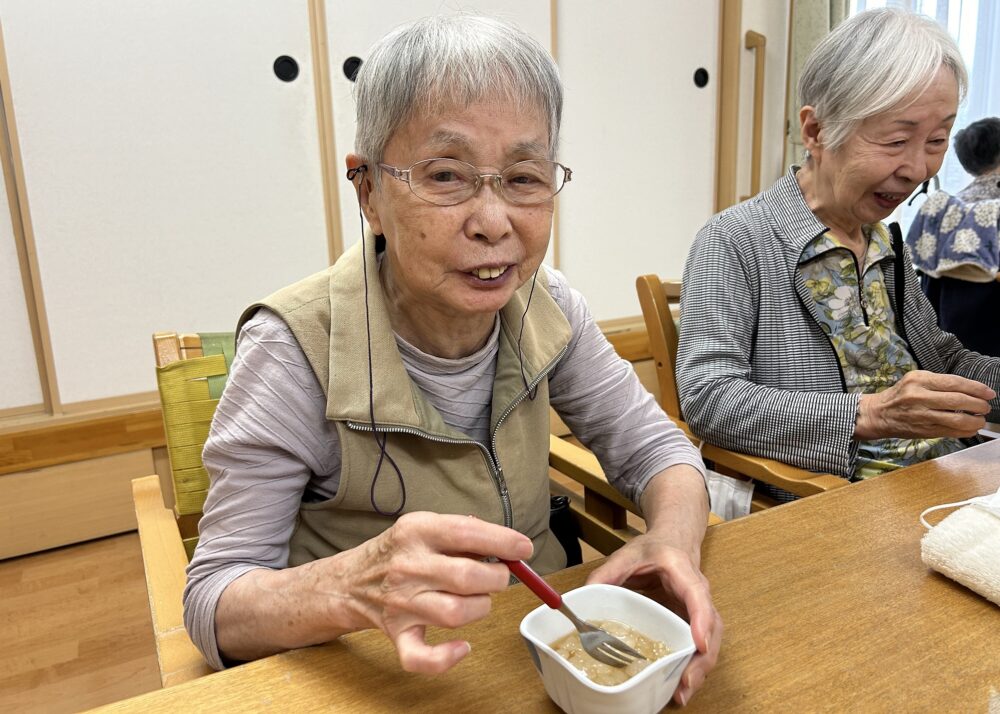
[799,8,968,153]
[354,13,562,179]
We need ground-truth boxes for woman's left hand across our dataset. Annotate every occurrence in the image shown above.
[585,466,722,707]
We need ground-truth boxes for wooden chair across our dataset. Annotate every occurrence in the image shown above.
[131,331,234,688]
[131,474,214,688]
[635,275,848,510]
[134,330,692,688]
[152,332,234,558]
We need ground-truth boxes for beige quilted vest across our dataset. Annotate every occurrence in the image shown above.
[238,240,572,574]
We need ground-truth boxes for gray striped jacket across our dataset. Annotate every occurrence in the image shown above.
[677,168,1000,477]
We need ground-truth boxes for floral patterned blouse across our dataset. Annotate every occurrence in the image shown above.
[907,189,1000,282]
[799,223,966,478]
[957,172,1000,203]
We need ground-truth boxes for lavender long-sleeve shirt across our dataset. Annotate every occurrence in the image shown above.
[183,266,705,669]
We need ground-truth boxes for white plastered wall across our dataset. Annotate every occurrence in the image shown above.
[0,0,329,404]
[556,0,720,320]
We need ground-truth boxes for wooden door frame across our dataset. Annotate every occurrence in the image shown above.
[0,19,60,418]
[715,0,743,213]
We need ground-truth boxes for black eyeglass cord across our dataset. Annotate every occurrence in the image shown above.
[907,179,931,206]
[349,164,406,517]
[516,267,541,400]
[346,164,540,510]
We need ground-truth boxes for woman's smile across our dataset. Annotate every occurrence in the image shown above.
[357,99,553,357]
[463,263,515,284]
[872,190,908,210]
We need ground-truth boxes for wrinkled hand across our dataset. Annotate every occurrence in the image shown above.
[855,371,996,440]
[327,512,532,674]
[585,528,722,707]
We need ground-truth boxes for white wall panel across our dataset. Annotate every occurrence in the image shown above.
[557,0,719,320]
[324,0,552,256]
[0,0,328,404]
[0,145,42,410]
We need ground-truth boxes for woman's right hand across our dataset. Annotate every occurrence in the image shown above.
[310,511,533,674]
[215,512,531,672]
[855,370,996,440]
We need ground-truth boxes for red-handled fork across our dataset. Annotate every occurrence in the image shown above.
[504,559,646,668]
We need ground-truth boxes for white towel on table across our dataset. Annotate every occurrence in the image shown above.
[920,488,1000,607]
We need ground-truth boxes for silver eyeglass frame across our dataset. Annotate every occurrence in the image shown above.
[377,158,572,207]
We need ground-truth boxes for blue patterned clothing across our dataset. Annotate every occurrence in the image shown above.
[957,173,1000,202]
[799,223,966,477]
[907,190,1000,282]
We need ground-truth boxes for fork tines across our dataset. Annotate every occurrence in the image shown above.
[597,641,645,666]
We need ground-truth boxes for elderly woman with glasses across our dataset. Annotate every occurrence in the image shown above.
[183,13,719,705]
[678,8,1000,495]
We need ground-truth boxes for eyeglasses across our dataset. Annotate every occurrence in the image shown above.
[378,158,572,207]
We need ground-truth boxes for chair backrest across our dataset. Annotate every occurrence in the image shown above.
[153,331,235,559]
[635,274,853,509]
[635,275,683,421]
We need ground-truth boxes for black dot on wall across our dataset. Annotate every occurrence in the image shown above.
[273,56,299,82]
[343,56,363,82]
[693,68,710,88]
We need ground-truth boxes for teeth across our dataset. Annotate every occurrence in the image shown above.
[474,266,507,280]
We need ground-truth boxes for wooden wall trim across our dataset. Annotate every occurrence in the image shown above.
[0,20,60,413]
[715,0,743,212]
[598,315,651,363]
[0,315,646,479]
[781,0,795,170]
[308,0,344,264]
[0,403,45,420]
[743,29,766,198]
[0,449,155,559]
[0,406,165,477]
[60,390,159,416]
[550,0,561,270]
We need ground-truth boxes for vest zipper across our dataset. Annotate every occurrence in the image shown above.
[488,345,569,529]
[346,421,506,521]
[346,344,569,531]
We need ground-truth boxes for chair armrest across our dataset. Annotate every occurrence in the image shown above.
[132,475,213,687]
[548,435,640,516]
[701,445,847,498]
[669,417,846,498]
[548,435,641,555]
[548,436,723,550]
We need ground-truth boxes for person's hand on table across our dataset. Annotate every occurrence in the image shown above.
[585,465,722,707]
[855,371,996,440]
[327,511,533,674]
[216,511,531,674]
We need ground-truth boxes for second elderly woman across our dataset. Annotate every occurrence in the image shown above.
[184,13,720,707]
[911,116,1000,357]
[678,8,1000,490]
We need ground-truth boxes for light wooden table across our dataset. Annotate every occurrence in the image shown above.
[92,440,1000,713]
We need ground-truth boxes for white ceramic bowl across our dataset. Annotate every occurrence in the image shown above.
[520,583,696,714]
